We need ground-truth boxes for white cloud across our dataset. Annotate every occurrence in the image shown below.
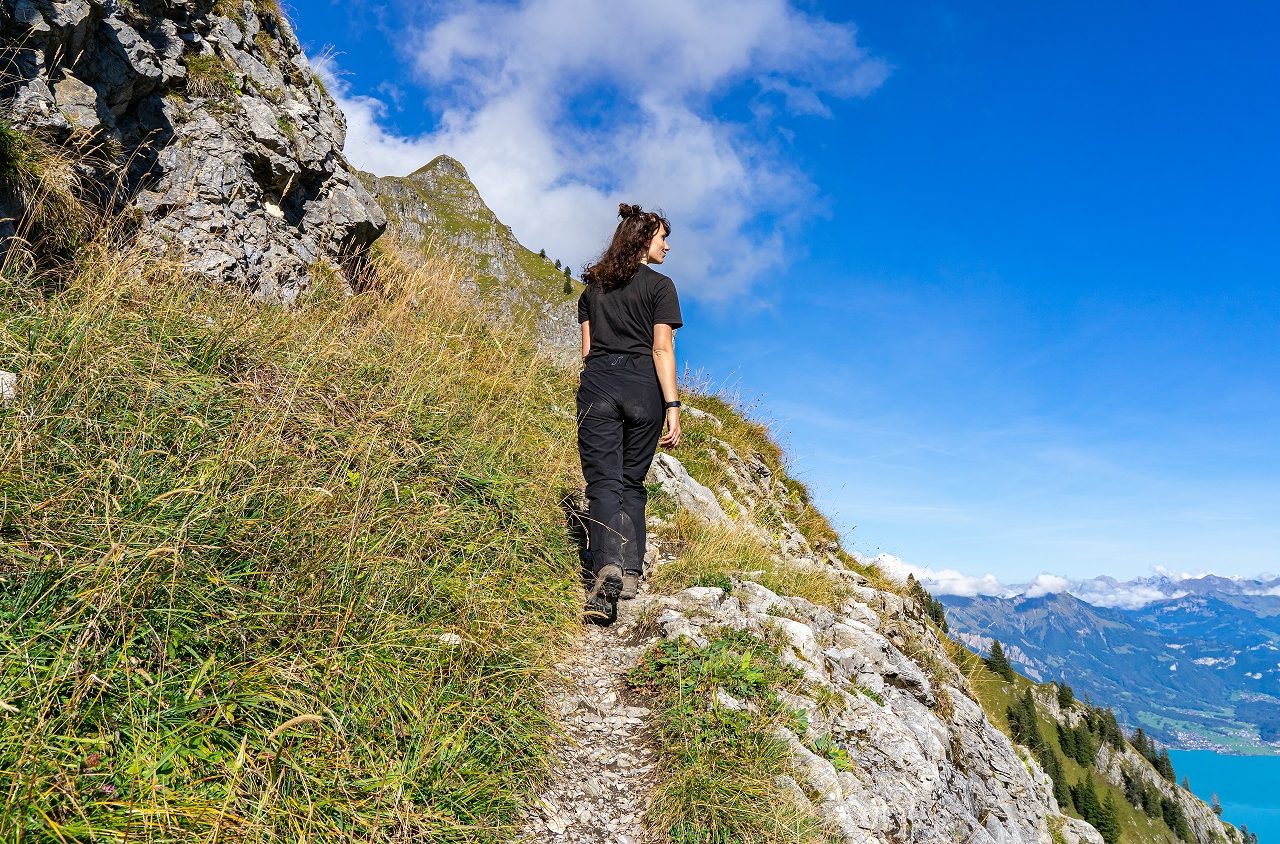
[872,554,1007,598]
[1024,573,1071,598]
[1066,580,1185,610]
[869,555,1201,609]
[317,0,887,301]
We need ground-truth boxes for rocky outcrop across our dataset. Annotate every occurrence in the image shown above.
[361,156,579,364]
[645,443,1082,843]
[1,0,384,299]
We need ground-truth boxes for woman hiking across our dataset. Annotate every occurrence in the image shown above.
[577,203,683,623]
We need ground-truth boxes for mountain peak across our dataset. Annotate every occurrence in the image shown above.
[410,154,471,182]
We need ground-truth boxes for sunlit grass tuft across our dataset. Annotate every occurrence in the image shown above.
[628,632,827,844]
[650,511,849,611]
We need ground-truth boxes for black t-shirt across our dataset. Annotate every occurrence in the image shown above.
[577,264,683,359]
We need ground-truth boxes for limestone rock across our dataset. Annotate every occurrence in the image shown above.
[0,370,16,405]
[0,0,385,299]
[646,452,730,525]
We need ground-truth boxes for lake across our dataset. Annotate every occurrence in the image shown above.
[1168,750,1279,843]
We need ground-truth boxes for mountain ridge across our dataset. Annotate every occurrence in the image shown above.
[943,587,1280,752]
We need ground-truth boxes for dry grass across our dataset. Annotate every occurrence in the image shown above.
[0,235,584,841]
[651,511,849,611]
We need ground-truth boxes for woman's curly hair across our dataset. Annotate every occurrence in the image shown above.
[582,203,671,293]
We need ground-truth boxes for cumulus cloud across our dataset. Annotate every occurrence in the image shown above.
[1023,573,1071,598]
[318,0,888,300]
[1067,580,1186,610]
[871,554,1007,598]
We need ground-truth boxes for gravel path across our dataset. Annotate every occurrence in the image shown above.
[520,581,666,844]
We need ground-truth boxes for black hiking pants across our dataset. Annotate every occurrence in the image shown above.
[576,353,664,578]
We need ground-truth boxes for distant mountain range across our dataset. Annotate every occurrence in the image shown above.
[939,574,1280,753]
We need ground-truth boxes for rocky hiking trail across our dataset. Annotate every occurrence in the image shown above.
[520,571,668,844]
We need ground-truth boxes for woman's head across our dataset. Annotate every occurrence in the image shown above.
[582,203,671,292]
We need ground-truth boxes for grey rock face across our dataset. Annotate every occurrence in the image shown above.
[1,0,385,299]
[646,451,730,526]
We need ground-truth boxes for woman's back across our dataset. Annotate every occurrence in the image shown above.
[577,265,683,359]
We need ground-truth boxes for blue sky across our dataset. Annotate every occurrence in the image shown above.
[292,1,1280,588]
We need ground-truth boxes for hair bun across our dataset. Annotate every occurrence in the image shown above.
[618,203,642,219]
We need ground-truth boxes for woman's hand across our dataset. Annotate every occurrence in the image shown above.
[659,407,681,448]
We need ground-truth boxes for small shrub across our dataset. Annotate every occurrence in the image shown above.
[856,685,885,706]
[810,735,855,772]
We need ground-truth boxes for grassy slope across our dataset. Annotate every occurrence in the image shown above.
[963,655,1193,844]
[0,244,583,842]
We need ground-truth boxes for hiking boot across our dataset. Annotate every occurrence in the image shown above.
[620,571,641,600]
[583,564,623,625]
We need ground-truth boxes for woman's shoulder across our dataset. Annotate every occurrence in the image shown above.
[636,264,676,288]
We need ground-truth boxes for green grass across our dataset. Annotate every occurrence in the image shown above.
[628,632,828,844]
[0,241,583,841]
[184,54,240,103]
[675,393,844,555]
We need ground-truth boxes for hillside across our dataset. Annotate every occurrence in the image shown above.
[360,157,580,365]
[943,590,1280,751]
[0,3,1249,842]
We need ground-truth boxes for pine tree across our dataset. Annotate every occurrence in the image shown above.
[1157,747,1176,782]
[1039,746,1072,811]
[1097,707,1125,749]
[562,276,572,295]
[1058,722,1078,758]
[1211,793,1222,816]
[1057,681,1075,709]
[1097,793,1122,844]
[1007,689,1045,751]
[1071,773,1103,828]
[906,575,950,632]
[1181,775,1190,791]
[987,640,1015,681]
[538,248,546,258]
[554,258,562,269]
[564,265,572,279]
[1072,722,1097,766]
[1132,727,1151,758]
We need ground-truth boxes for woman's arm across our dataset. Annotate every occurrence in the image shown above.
[652,323,680,448]
[580,321,591,362]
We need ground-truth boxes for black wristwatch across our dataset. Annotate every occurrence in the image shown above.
[664,400,682,409]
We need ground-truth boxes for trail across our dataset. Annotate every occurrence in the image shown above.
[520,573,667,844]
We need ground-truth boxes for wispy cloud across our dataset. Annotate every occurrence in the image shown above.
[317,0,887,300]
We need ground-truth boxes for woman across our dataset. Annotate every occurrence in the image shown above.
[576,203,683,623]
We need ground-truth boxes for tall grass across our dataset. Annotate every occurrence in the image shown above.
[650,511,849,611]
[0,239,583,841]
